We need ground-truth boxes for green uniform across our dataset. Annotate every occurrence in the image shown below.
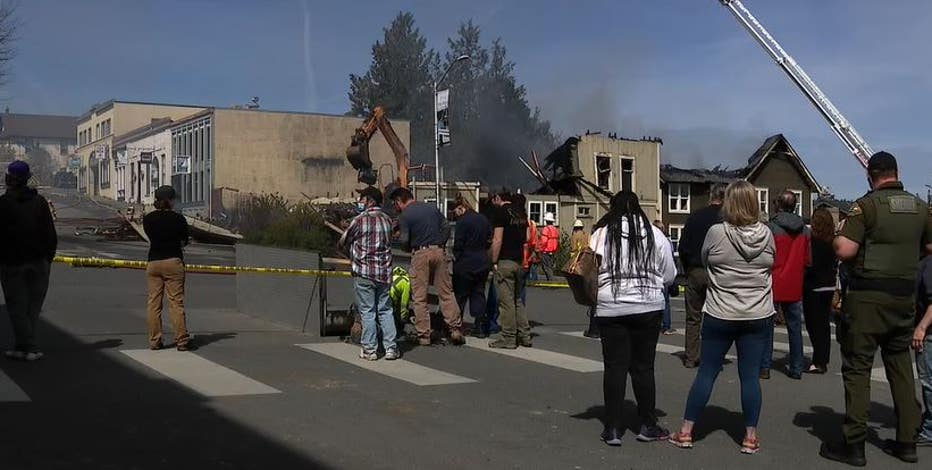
[838,181,932,444]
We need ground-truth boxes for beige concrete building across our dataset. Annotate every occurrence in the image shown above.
[75,100,206,198]
[168,108,409,217]
[529,134,663,232]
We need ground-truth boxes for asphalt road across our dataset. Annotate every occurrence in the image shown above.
[0,190,926,469]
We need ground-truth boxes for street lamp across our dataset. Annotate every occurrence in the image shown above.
[433,54,471,211]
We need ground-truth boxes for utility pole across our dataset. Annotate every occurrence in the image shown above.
[433,55,471,211]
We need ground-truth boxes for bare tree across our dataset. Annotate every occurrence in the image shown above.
[0,2,16,85]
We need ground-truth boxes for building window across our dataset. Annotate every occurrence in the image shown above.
[620,157,634,192]
[756,188,769,216]
[577,205,592,218]
[668,183,690,214]
[528,201,543,225]
[790,189,803,216]
[95,123,100,140]
[596,155,611,191]
[668,225,684,253]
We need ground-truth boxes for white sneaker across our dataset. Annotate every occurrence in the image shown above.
[359,349,378,361]
[384,349,400,361]
[24,351,44,362]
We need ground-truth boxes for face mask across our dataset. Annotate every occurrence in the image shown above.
[355,201,367,213]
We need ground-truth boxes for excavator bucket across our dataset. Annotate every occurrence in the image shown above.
[346,138,377,185]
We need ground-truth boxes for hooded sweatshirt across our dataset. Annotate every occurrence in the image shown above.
[768,211,810,302]
[701,222,775,321]
[591,218,676,317]
[0,186,57,266]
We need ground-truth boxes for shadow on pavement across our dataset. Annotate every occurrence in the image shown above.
[0,318,331,470]
[191,332,237,348]
[792,403,898,449]
[571,402,669,435]
[691,405,746,444]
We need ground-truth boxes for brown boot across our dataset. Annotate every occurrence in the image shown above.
[448,329,465,346]
[418,337,432,346]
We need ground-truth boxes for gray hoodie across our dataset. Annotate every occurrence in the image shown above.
[701,222,776,321]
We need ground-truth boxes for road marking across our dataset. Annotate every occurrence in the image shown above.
[121,349,281,396]
[296,343,477,386]
[664,329,814,354]
[0,369,30,402]
[464,337,602,372]
[559,331,738,360]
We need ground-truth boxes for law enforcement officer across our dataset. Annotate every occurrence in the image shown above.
[820,151,932,466]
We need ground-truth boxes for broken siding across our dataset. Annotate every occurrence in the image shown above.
[576,136,661,221]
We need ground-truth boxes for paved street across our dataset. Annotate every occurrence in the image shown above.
[0,191,927,469]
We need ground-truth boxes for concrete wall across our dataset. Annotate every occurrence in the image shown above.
[213,109,410,203]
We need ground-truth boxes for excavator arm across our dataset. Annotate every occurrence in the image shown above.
[346,106,410,189]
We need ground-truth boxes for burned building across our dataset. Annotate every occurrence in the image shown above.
[660,134,823,254]
[525,133,663,232]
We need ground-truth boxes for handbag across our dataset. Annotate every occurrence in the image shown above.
[559,229,603,306]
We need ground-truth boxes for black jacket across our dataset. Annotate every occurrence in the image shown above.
[453,210,491,274]
[678,203,722,270]
[0,186,57,265]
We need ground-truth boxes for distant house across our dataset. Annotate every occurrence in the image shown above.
[0,112,77,170]
[661,134,823,254]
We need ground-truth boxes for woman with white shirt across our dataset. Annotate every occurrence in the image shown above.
[668,180,775,454]
[591,191,676,447]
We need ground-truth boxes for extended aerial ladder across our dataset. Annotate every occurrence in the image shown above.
[346,106,410,189]
[719,0,872,168]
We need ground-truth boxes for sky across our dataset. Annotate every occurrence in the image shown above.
[5,0,931,199]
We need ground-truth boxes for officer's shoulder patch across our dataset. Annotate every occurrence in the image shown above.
[848,203,863,216]
[888,196,918,214]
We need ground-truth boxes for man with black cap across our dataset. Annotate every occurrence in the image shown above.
[0,161,57,361]
[821,151,932,466]
[339,186,399,360]
[143,185,192,351]
[388,186,465,346]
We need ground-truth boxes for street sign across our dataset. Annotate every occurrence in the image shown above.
[436,89,451,147]
[140,151,153,164]
[174,155,191,175]
[116,150,127,167]
[67,157,81,170]
[94,145,107,163]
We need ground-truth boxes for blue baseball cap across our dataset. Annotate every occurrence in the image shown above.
[6,160,30,178]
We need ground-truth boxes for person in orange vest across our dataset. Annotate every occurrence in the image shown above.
[539,212,559,281]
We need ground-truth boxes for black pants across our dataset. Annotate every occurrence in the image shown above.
[803,289,833,368]
[597,312,662,431]
[453,267,489,322]
[0,261,51,352]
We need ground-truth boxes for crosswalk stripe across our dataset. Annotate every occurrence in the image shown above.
[559,331,738,360]
[296,343,477,386]
[0,369,30,402]
[121,349,281,397]
[464,337,602,372]
[664,329,814,354]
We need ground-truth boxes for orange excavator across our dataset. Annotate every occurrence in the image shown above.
[346,106,409,190]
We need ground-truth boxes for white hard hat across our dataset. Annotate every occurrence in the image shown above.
[544,212,555,222]
[573,219,584,228]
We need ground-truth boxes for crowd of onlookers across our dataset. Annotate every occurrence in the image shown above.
[335,152,931,465]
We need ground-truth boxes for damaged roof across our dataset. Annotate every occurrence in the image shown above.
[660,165,740,184]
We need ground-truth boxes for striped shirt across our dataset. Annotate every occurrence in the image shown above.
[343,206,394,284]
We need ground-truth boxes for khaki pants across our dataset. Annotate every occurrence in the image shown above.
[411,247,462,340]
[495,260,530,342]
[146,258,190,348]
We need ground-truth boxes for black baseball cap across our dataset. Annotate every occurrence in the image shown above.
[355,186,383,206]
[867,151,897,173]
[154,185,177,202]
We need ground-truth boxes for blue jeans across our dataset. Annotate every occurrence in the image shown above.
[485,280,501,334]
[661,288,672,331]
[684,315,772,427]
[354,277,397,354]
[918,336,932,442]
[761,301,804,375]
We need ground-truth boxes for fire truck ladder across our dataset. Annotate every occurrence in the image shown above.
[719,0,873,168]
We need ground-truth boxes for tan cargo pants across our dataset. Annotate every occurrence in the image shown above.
[146,258,190,348]
[410,247,463,340]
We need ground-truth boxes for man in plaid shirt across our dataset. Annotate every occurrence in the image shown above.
[339,186,399,361]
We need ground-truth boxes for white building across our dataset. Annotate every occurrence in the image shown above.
[113,118,174,204]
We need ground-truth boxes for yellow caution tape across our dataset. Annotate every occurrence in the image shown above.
[53,256,353,278]
[53,255,572,288]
